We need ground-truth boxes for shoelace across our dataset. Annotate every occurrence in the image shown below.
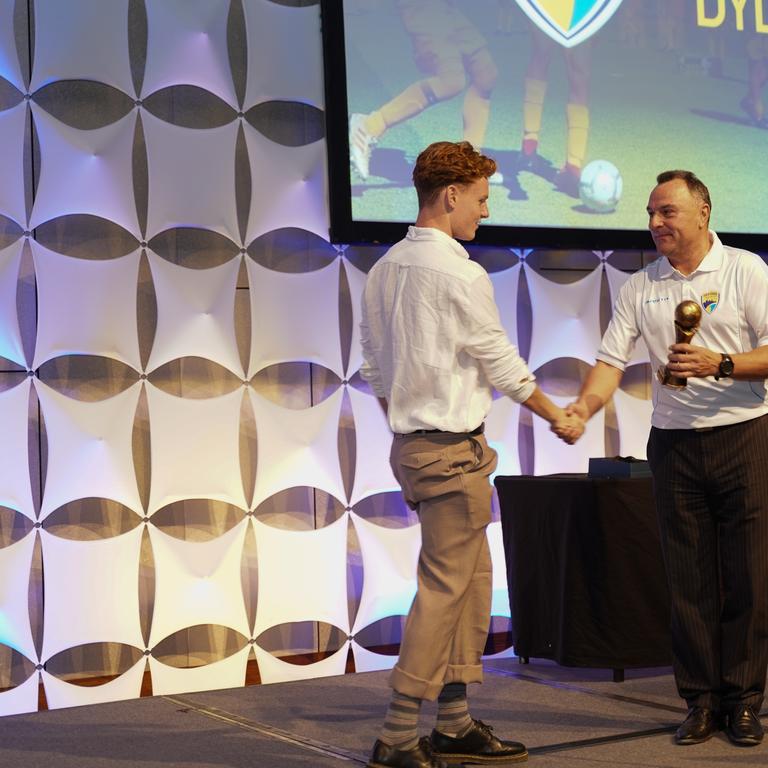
[473,719,494,736]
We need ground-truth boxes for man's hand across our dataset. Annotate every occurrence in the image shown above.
[551,408,585,445]
[565,400,589,422]
[666,343,720,379]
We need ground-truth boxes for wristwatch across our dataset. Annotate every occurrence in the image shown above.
[714,353,734,381]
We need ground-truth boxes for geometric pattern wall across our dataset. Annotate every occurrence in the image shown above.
[0,0,655,716]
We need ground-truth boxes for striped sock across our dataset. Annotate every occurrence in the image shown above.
[379,691,422,751]
[435,682,473,737]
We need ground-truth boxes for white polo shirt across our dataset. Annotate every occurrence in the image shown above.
[598,232,768,429]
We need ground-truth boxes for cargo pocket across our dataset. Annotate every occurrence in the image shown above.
[394,449,461,505]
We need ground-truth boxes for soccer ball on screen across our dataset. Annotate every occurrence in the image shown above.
[579,160,623,212]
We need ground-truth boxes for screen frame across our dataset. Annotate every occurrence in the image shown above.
[320,0,767,253]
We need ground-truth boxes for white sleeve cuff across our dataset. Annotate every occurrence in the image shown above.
[596,351,628,372]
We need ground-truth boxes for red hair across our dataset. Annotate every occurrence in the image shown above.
[412,141,496,208]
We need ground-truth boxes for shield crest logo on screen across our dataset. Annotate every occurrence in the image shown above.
[515,0,625,48]
[702,291,719,314]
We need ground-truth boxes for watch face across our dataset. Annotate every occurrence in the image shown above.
[720,358,734,376]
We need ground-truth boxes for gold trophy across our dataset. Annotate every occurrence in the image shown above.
[657,300,702,388]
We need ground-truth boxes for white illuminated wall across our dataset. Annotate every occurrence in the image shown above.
[0,1,655,716]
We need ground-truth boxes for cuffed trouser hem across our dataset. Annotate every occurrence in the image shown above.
[389,662,484,702]
[444,663,484,686]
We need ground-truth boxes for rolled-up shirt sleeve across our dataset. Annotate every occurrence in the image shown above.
[461,274,537,404]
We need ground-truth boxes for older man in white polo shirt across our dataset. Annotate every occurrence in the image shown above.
[567,170,768,748]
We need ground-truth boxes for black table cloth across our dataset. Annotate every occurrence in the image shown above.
[495,474,672,670]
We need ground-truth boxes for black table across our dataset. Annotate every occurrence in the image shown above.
[494,474,672,679]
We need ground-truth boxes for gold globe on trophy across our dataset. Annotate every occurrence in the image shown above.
[657,300,702,388]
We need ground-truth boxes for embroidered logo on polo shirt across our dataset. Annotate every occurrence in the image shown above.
[701,291,719,314]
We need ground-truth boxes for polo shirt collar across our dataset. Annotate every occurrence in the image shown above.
[407,225,470,260]
[657,231,723,278]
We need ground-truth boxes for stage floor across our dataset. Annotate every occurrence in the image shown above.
[0,659,766,767]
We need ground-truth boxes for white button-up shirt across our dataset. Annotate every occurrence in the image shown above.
[359,226,536,434]
[598,231,768,429]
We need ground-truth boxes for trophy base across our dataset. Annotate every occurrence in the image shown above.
[657,366,687,389]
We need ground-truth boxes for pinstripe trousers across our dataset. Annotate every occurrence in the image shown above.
[647,414,768,711]
[387,430,497,701]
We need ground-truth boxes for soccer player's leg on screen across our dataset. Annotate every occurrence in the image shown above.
[520,29,552,168]
[741,36,768,128]
[349,9,466,180]
[555,44,591,198]
[463,46,497,151]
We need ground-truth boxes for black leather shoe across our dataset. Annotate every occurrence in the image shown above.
[725,704,764,747]
[674,707,718,745]
[430,719,528,763]
[367,737,447,768]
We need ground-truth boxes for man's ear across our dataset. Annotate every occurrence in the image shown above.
[445,184,458,210]
[699,203,710,229]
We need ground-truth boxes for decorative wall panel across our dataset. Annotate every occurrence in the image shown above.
[40,526,144,662]
[485,396,521,479]
[146,251,243,376]
[0,672,39,717]
[489,263,521,350]
[0,0,662,714]
[42,659,146,710]
[243,127,329,242]
[0,532,36,660]
[0,241,25,366]
[351,642,397,674]
[148,519,250,647]
[344,255,367,378]
[142,0,237,105]
[254,642,349,686]
[149,645,251,696]
[36,381,143,519]
[525,262,602,372]
[29,107,140,235]
[252,515,349,637]
[32,244,142,370]
[146,385,247,514]
[0,106,27,226]
[351,513,420,635]
[247,257,342,378]
[614,386,653,460]
[347,387,399,507]
[30,0,133,94]
[143,115,239,241]
[0,0,23,91]
[0,379,34,517]
[242,0,324,109]
[249,388,345,510]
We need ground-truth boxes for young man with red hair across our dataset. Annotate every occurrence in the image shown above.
[360,141,582,768]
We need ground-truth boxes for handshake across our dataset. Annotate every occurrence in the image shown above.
[550,400,588,445]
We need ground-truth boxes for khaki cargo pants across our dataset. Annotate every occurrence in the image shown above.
[388,429,497,701]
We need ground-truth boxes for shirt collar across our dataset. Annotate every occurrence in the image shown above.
[407,225,470,260]
[657,230,724,278]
